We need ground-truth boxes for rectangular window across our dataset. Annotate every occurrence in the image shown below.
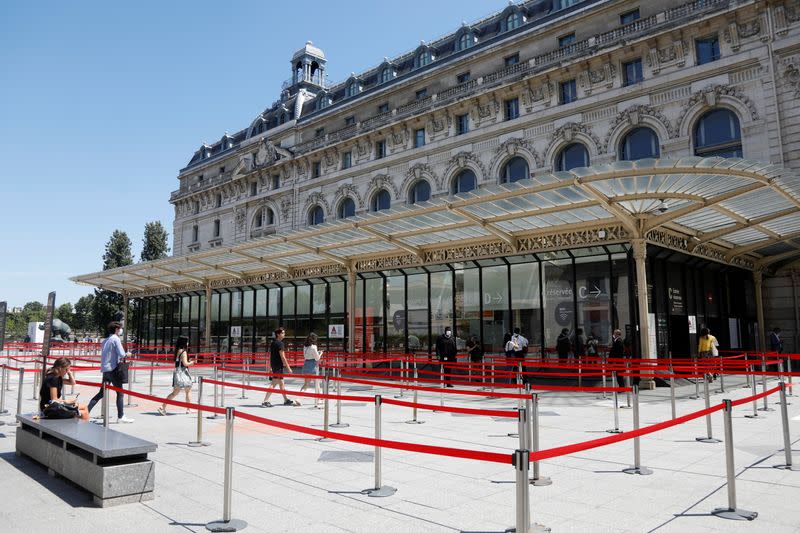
[456,113,469,135]
[271,174,280,189]
[623,58,643,86]
[375,139,386,159]
[215,193,222,208]
[456,71,471,84]
[312,161,321,178]
[504,98,519,121]
[193,201,200,214]
[415,88,428,99]
[558,33,575,47]
[341,151,352,169]
[218,166,225,176]
[314,127,325,138]
[620,9,640,25]
[250,181,257,196]
[695,35,720,65]
[414,128,425,148]
[504,53,520,66]
[213,220,220,238]
[345,116,355,126]
[192,225,198,242]
[559,79,577,105]
[377,102,389,114]
[197,174,204,182]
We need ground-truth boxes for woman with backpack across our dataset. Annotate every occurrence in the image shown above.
[158,336,194,415]
[40,357,89,420]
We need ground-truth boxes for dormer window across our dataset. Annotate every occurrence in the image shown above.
[502,8,525,32]
[455,29,476,51]
[315,93,331,111]
[414,44,434,69]
[380,66,394,83]
[346,78,362,97]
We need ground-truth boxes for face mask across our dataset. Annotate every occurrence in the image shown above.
[118,329,123,336]
[445,331,452,338]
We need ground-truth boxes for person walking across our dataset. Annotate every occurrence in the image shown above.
[158,336,194,416]
[698,327,719,381]
[40,357,89,420]
[435,326,458,387]
[262,328,300,407]
[465,334,483,383]
[299,332,323,407]
[556,328,571,362]
[87,321,133,423]
[770,327,784,354]
[610,329,625,386]
[574,328,587,359]
[509,327,528,384]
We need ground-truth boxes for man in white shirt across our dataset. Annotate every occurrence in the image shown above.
[87,321,134,423]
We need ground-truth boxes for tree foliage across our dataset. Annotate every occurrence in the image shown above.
[141,221,170,262]
[55,303,74,325]
[93,230,133,331]
[73,294,96,334]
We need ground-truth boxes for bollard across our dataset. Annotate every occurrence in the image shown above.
[405,367,424,425]
[718,357,725,394]
[508,449,550,533]
[787,355,794,397]
[189,377,211,447]
[102,382,109,428]
[0,365,8,415]
[528,393,552,486]
[207,367,220,420]
[758,356,773,412]
[221,369,226,408]
[516,407,528,452]
[711,399,758,521]
[696,378,721,444]
[622,361,631,409]
[744,372,760,419]
[317,370,334,442]
[606,372,622,434]
[363,395,396,497]
[774,382,799,470]
[395,359,405,398]
[126,377,138,408]
[240,360,248,400]
[149,360,154,396]
[690,356,700,400]
[669,364,676,420]
[330,368,349,428]
[601,355,608,400]
[32,370,39,401]
[206,407,247,532]
[623,386,653,475]
[775,361,790,406]
[15,368,24,418]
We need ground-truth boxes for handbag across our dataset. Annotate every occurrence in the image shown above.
[174,367,193,388]
[115,358,130,384]
[43,402,79,419]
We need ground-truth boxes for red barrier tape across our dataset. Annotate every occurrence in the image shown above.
[203,378,372,403]
[380,397,517,418]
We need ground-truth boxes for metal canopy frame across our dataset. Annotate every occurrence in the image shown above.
[72,157,800,296]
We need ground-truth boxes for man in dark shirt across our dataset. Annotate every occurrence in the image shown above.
[435,326,458,387]
[610,329,625,386]
[262,328,299,407]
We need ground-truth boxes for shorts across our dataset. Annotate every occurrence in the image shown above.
[302,359,318,375]
[269,367,285,382]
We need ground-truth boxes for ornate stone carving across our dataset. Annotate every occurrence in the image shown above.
[303,191,331,217]
[334,183,364,209]
[367,174,400,200]
[489,137,542,173]
[469,96,500,128]
[783,58,800,97]
[234,206,246,234]
[579,62,615,95]
[403,162,441,192]
[254,139,278,167]
[389,126,408,154]
[443,151,488,182]
[646,40,687,74]
[604,104,677,148]
[677,84,759,129]
[280,196,292,222]
[646,227,755,270]
[546,122,601,157]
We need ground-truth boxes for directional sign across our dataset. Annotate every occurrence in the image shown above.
[578,285,603,299]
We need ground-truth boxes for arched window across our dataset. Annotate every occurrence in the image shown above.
[555,143,590,171]
[506,12,521,31]
[308,205,324,226]
[254,211,263,228]
[619,127,660,161]
[694,109,743,158]
[371,189,391,212]
[416,50,431,68]
[338,198,356,219]
[456,32,473,51]
[451,169,477,194]
[500,156,529,183]
[265,208,274,225]
[346,82,359,97]
[380,67,393,84]
[409,180,431,204]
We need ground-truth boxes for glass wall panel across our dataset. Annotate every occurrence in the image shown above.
[575,256,611,354]
[198,295,206,352]
[510,261,541,356]
[407,273,430,353]
[281,286,296,350]
[297,284,311,315]
[454,265,480,351]
[543,259,573,357]
[268,287,280,317]
[189,295,200,351]
[329,281,345,352]
[365,277,385,352]
[611,254,632,355]
[241,289,254,355]
[154,299,164,350]
[219,292,231,351]
[311,282,328,349]
[354,279,365,352]
[180,296,190,339]
[255,289,269,353]
[430,270,454,347]
[482,265,510,354]
[386,275,405,352]
[230,290,243,353]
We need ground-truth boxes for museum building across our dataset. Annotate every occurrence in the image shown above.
[73,0,800,366]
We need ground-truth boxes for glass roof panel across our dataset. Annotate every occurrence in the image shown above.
[761,213,800,235]
[723,228,771,246]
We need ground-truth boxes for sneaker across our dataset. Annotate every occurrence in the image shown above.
[261,401,273,408]
[118,416,135,424]
[445,384,454,388]
[157,407,167,416]
[284,399,299,406]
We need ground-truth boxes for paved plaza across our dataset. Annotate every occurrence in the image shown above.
[0,367,798,533]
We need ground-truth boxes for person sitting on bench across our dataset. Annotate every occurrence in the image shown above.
[40,357,89,420]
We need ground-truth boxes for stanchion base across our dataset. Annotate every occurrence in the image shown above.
[316,437,335,442]
[205,518,248,532]
[330,423,350,428]
[688,396,700,400]
[744,414,760,419]
[620,405,632,410]
[206,415,221,420]
[757,407,775,412]
[622,466,653,475]
[405,420,425,424]
[0,409,9,415]
[711,507,757,521]
[126,403,139,408]
[695,437,722,444]
[362,485,397,497]
[530,476,552,486]
[507,432,519,438]
[188,441,212,447]
[606,428,623,434]
[773,464,800,471]
[505,523,551,532]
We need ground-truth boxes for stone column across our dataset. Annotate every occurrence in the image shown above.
[347,268,356,354]
[632,239,655,390]
[754,270,765,351]
[204,285,212,352]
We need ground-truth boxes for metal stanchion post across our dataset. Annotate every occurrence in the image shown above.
[718,356,725,394]
[606,372,622,434]
[439,364,445,409]
[15,369,24,418]
[517,362,523,409]
[102,383,109,428]
[711,399,758,521]
[601,356,608,400]
[507,449,550,533]
[189,377,211,447]
[696,377,721,443]
[623,386,652,475]
[32,370,39,400]
[395,359,405,398]
[220,369,226,408]
[622,360,631,409]
[529,393,551,486]
[745,353,752,388]
[126,377,138,408]
[775,361,790,406]
[207,367,220,420]
[363,395,396,497]
[669,364,676,420]
[491,362,495,393]
[405,367,424,425]
[0,366,8,415]
[744,372,760,419]
[690,356,700,400]
[774,382,799,470]
[758,356,773,412]
[317,370,334,442]
[787,355,794,397]
[206,407,247,532]
[516,407,528,451]
[149,360,154,396]
[330,368,349,428]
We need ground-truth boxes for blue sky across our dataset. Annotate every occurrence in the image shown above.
[0,0,501,309]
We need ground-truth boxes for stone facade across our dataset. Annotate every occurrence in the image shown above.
[168,0,800,257]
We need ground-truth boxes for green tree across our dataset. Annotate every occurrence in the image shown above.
[55,303,74,325]
[73,294,96,334]
[22,301,45,322]
[92,230,133,331]
[141,221,170,261]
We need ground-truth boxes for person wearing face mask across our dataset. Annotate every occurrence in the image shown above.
[435,326,458,387]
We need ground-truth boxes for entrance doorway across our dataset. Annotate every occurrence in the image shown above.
[669,315,690,358]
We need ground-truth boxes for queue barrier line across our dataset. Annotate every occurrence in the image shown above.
[203,378,372,404]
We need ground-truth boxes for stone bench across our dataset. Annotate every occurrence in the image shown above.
[15,414,157,507]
